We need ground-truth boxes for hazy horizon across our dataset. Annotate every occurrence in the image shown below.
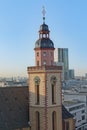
[0,0,87,77]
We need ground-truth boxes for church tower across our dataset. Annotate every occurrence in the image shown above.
[27,7,62,130]
[34,7,55,66]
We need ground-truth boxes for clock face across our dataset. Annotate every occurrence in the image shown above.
[50,76,57,85]
[34,76,40,85]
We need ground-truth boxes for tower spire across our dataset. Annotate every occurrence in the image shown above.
[42,6,46,24]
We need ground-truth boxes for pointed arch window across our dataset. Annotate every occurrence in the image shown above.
[52,111,57,130]
[36,111,40,130]
[34,76,40,104]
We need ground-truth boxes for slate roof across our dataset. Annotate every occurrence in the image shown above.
[35,38,54,49]
[62,105,74,119]
[0,86,29,130]
[0,86,73,130]
[40,23,49,32]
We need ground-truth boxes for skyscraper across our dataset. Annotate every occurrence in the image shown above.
[54,48,69,80]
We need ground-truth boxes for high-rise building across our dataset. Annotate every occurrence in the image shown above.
[54,48,69,80]
[69,69,75,79]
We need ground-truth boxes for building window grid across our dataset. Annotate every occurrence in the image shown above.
[82,115,85,120]
[82,109,85,113]
[69,104,85,112]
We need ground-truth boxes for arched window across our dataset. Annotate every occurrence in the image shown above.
[34,76,40,104]
[52,111,56,130]
[36,111,40,130]
[52,84,56,104]
[35,85,39,104]
[51,76,57,104]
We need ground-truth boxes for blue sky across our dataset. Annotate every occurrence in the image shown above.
[0,0,87,77]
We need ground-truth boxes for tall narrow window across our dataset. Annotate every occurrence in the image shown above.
[52,84,56,104]
[34,76,40,105]
[36,111,40,130]
[51,76,57,104]
[66,121,69,130]
[52,84,55,104]
[62,120,65,130]
[52,111,56,130]
[36,85,39,104]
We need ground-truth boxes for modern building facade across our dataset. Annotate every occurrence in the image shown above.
[69,69,75,79]
[54,48,69,80]
[63,100,86,130]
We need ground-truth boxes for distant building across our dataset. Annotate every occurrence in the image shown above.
[62,105,75,130]
[63,100,86,130]
[69,69,75,79]
[54,62,64,81]
[0,77,28,87]
[54,48,69,80]
[85,73,87,79]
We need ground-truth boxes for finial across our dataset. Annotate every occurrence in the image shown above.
[42,6,46,24]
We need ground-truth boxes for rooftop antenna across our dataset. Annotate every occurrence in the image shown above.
[42,6,46,24]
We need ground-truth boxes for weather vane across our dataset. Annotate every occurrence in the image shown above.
[42,6,46,23]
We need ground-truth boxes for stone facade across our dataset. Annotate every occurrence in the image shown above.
[15,128,30,130]
[28,65,62,130]
[35,48,54,66]
[63,118,75,130]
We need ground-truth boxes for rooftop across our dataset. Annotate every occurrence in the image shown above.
[63,100,85,107]
[0,86,29,130]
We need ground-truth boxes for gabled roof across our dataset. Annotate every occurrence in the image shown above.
[0,86,74,130]
[0,86,29,130]
[62,105,74,119]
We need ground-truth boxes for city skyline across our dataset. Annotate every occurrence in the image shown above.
[0,0,87,77]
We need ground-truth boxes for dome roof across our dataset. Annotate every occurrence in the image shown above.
[35,38,54,49]
[40,24,49,32]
